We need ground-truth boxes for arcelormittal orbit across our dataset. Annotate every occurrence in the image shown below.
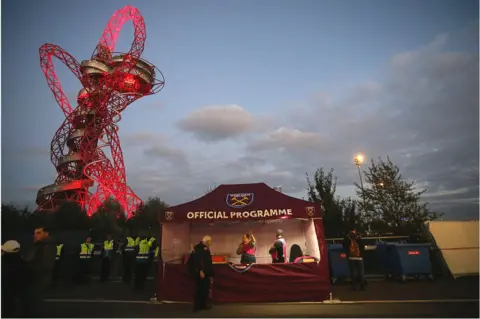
[36,6,164,218]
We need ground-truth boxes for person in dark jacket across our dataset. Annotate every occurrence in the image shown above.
[192,235,214,312]
[342,227,366,291]
[24,226,57,317]
[2,240,29,318]
[269,229,287,263]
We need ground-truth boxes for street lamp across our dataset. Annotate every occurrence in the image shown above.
[354,153,365,192]
[354,153,369,233]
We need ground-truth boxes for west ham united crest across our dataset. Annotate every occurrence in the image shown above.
[165,211,174,220]
[306,206,315,217]
[226,193,254,209]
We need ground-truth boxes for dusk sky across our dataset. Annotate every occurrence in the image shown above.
[2,0,479,220]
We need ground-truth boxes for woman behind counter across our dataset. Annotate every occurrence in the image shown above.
[236,232,256,264]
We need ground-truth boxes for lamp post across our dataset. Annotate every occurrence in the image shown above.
[354,153,370,233]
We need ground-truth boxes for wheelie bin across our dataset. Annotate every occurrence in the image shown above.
[377,243,434,282]
[376,242,399,280]
[391,243,434,282]
[327,244,350,284]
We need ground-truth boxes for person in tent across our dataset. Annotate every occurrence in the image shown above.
[77,235,94,284]
[342,227,366,291]
[269,229,287,263]
[134,235,152,289]
[236,231,257,264]
[100,234,116,282]
[122,233,137,283]
[192,235,214,312]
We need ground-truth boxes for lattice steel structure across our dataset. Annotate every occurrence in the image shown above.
[36,6,164,218]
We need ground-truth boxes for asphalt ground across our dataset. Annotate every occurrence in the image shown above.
[17,276,480,317]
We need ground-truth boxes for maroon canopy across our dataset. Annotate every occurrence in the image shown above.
[160,183,322,223]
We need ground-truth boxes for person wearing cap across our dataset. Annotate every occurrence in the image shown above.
[269,229,288,263]
[2,240,29,317]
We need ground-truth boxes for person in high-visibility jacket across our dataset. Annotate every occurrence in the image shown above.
[153,245,160,282]
[100,235,116,282]
[147,236,157,275]
[122,235,137,283]
[134,236,152,289]
[78,236,94,283]
[52,243,64,287]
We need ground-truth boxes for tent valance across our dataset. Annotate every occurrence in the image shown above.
[159,183,322,223]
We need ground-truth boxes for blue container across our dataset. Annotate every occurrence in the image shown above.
[327,244,350,284]
[378,243,433,281]
[376,242,399,278]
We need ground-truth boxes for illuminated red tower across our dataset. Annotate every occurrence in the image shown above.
[36,6,164,218]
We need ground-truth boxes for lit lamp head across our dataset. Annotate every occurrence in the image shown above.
[354,153,365,166]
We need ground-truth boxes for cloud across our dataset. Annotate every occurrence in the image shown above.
[143,144,189,169]
[4,24,478,221]
[248,127,322,153]
[243,30,479,218]
[123,132,166,147]
[177,104,254,142]
[122,28,477,218]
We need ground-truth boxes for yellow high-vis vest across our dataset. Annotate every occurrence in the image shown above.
[56,244,64,260]
[80,243,94,259]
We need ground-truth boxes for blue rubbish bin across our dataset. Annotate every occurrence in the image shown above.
[378,243,433,282]
[376,242,399,280]
[327,244,350,284]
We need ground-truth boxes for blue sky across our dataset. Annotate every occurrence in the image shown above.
[2,0,479,219]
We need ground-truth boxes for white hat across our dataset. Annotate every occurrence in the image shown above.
[2,240,20,253]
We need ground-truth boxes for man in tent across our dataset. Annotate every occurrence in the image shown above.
[269,229,287,263]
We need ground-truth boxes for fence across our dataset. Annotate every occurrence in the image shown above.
[4,232,448,279]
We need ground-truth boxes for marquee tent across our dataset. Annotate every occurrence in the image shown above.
[156,183,331,303]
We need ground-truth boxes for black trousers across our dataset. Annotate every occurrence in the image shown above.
[134,261,149,289]
[52,259,62,286]
[100,257,111,282]
[122,252,135,282]
[348,259,366,289]
[77,259,91,283]
[194,276,210,310]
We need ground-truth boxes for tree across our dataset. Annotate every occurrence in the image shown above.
[131,197,168,235]
[355,157,443,234]
[1,204,32,241]
[52,201,90,231]
[306,168,360,237]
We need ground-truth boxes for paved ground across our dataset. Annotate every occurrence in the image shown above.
[23,276,480,317]
[46,276,479,302]
[45,301,479,318]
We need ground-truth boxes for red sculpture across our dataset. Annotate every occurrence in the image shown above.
[36,6,164,218]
